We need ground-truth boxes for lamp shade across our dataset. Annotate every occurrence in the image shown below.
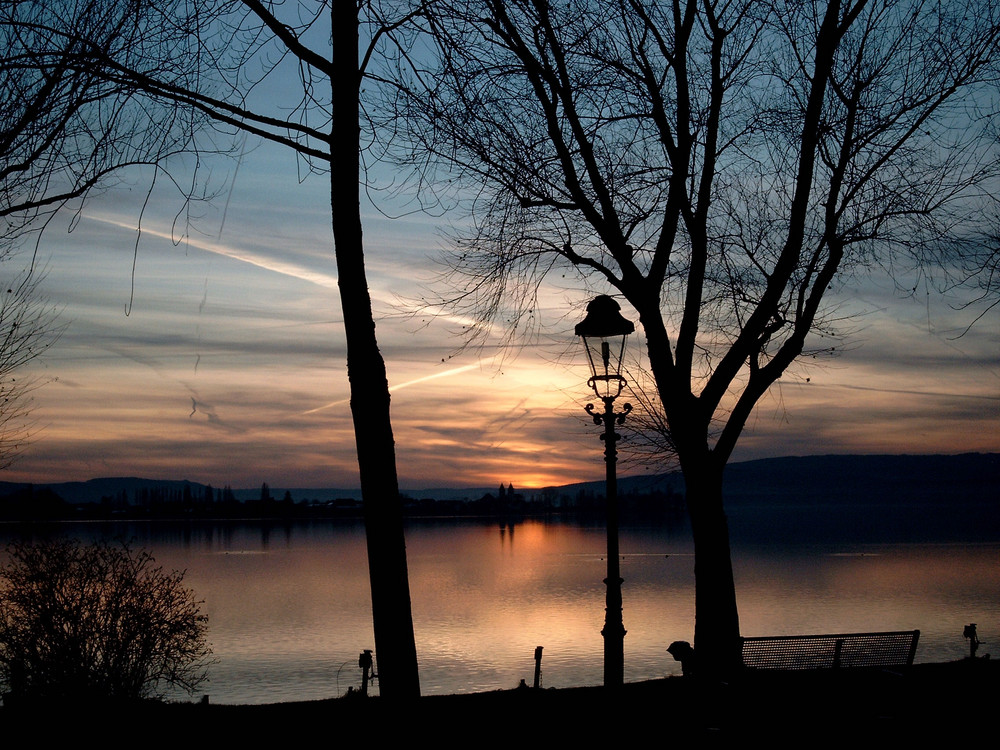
[575,295,634,399]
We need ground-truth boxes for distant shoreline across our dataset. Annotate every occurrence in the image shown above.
[2,453,996,524]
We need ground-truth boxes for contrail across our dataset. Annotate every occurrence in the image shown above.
[85,213,494,409]
[302,363,481,414]
[85,213,340,290]
[388,363,479,392]
[822,382,1000,401]
[84,212,490,333]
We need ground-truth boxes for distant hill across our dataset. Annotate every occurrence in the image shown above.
[0,453,995,508]
[720,453,998,504]
[0,477,212,506]
[528,453,998,505]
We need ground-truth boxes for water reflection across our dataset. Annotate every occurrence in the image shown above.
[1,512,996,704]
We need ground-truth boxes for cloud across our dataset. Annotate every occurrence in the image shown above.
[6,131,997,491]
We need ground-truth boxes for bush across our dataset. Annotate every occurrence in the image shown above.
[0,538,212,702]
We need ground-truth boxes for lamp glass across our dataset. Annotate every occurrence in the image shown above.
[575,295,634,400]
[582,334,628,399]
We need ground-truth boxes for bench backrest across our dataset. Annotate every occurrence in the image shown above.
[741,630,920,670]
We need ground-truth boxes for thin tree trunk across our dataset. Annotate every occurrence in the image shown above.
[330,3,419,700]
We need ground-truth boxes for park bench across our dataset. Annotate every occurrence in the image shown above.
[740,629,920,671]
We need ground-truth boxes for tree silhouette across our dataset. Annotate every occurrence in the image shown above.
[0,0,207,244]
[398,0,1000,674]
[2,0,422,697]
[0,263,60,468]
[0,539,212,702]
[0,0,215,466]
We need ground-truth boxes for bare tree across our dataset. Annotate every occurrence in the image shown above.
[1,1,209,468]
[396,0,1000,674]
[0,0,207,241]
[0,262,60,469]
[0,538,212,702]
[331,3,422,699]
[4,0,423,697]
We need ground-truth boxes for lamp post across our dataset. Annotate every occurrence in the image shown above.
[575,295,634,689]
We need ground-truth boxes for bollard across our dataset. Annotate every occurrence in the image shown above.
[964,624,980,659]
[359,649,374,696]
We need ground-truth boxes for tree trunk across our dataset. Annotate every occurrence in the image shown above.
[330,4,419,700]
[641,304,742,676]
[683,458,742,678]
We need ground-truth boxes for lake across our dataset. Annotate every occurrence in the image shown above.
[2,503,997,704]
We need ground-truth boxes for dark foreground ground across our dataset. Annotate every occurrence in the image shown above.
[3,659,996,743]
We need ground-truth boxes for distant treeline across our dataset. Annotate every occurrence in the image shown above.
[4,453,992,524]
[0,481,684,523]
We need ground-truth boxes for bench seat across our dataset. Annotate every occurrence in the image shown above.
[740,630,920,671]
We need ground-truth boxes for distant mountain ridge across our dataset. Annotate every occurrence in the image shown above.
[720,452,998,504]
[536,452,999,505]
[0,453,996,506]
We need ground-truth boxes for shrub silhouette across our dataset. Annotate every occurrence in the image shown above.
[0,539,212,702]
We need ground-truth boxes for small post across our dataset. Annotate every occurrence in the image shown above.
[359,649,374,696]
[964,624,980,659]
[533,646,543,688]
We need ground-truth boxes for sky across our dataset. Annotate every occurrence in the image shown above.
[2,134,998,492]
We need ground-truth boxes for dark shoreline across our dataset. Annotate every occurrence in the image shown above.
[4,659,995,741]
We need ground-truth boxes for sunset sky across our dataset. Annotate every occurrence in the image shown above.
[3,132,998,492]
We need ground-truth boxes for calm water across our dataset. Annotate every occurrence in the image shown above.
[2,506,998,704]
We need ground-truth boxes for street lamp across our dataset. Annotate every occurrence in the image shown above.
[575,294,634,689]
